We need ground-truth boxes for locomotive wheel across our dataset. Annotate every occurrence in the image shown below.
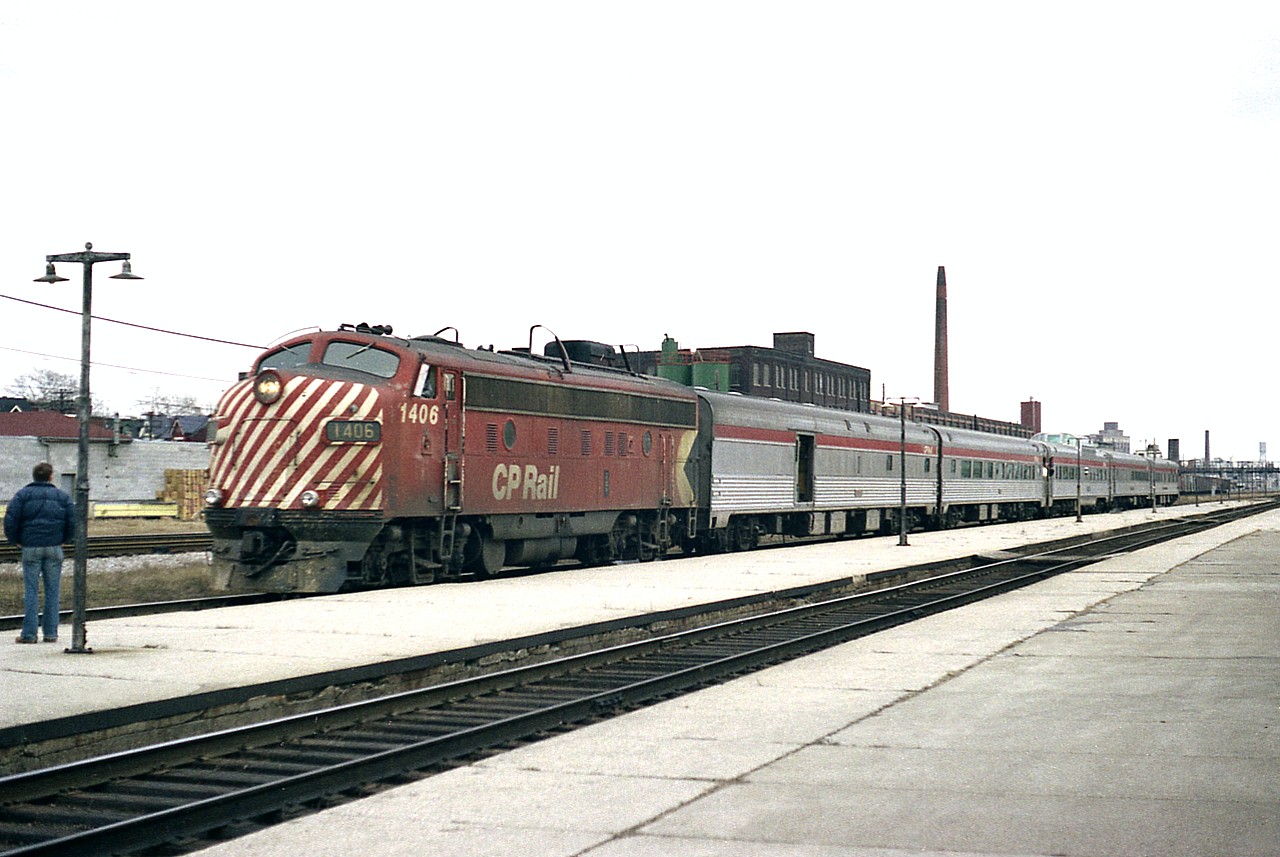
[576,534,613,567]
[729,519,758,552]
[474,535,505,578]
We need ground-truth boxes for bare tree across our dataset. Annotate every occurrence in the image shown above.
[4,369,104,413]
[135,394,209,416]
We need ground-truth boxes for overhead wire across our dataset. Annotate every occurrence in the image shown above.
[0,344,235,384]
[0,293,265,350]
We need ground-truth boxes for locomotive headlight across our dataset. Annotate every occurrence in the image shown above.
[254,370,283,405]
[204,487,224,506]
[300,490,320,508]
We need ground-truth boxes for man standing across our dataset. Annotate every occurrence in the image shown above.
[4,462,76,644]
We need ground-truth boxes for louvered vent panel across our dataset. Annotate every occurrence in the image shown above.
[486,423,499,453]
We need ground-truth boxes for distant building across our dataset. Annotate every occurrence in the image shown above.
[632,332,873,413]
[1020,399,1042,434]
[907,406,1033,439]
[0,397,34,414]
[166,415,211,442]
[0,410,124,443]
[1090,421,1131,453]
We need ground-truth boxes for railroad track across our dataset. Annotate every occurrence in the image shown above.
[0,533,211,564]
[0,504,1263,857]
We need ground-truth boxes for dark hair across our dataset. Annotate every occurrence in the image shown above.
[32,462,53,482]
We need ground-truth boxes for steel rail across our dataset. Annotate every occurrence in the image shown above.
[0,533,211,564]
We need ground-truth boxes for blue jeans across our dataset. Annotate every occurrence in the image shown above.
[20,545,63,641]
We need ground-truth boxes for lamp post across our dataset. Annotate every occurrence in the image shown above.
[885,397,923,546]
[1146,443,1157,514]
[35,243,142,654]
[898,402,908,545]
[1075,437,1083,523]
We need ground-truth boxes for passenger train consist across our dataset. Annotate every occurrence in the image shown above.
[204,324,1180,592]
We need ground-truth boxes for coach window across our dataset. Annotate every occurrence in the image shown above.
[416,365,438,398]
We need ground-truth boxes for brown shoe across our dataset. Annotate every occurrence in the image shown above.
[15,636,36,644]
[42,637,58,643]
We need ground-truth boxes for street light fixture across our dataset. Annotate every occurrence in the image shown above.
[35,242,142,654]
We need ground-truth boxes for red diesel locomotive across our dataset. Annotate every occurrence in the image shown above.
[204,324,700,592]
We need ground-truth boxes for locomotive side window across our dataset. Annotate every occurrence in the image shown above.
[322,342,399,378]
[258,340,313,372]
[416,365,438,398]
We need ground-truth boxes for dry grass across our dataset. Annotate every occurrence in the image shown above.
[2,518,217,615]
[87,517,210,536]
[0,559,218,615]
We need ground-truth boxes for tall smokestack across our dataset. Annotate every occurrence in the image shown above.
[934,266,949,412]
[1205,430,1211,466]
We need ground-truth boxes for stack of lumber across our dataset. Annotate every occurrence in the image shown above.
[158,469,209,520]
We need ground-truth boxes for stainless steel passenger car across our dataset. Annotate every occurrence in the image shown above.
[689,390,1179,549]
[1041,439,1179,512]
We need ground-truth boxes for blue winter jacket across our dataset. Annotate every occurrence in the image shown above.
[3,482,76,548]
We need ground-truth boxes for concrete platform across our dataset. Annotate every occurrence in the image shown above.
[0,504,1234,738]
[181,503,1279,857]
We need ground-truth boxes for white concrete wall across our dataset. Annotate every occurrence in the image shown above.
[0,438,209,503]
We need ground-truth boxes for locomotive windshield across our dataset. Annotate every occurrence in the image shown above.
[322,341,400,378]
[258,340,313,372]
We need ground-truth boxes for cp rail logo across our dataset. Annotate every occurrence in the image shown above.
[491,463,562,501]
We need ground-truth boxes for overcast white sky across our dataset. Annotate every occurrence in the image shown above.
[1,3,1277,462]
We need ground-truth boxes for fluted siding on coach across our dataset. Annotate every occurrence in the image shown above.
[813,474,937,508]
